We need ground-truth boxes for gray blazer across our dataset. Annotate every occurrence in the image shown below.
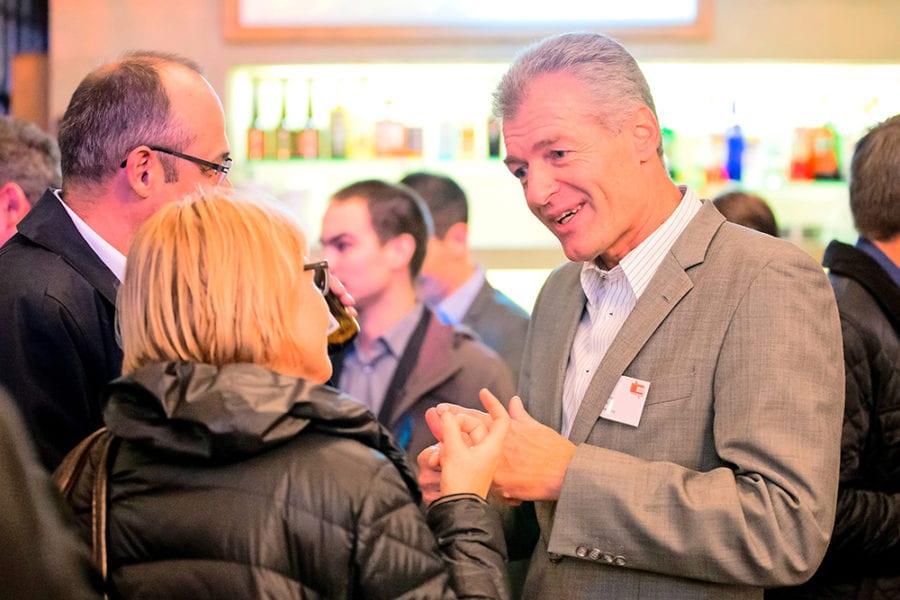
[462,280,530,380]
[517,201,844,599]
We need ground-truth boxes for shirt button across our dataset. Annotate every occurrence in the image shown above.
[613,555,627,566]
[575,546,589,558]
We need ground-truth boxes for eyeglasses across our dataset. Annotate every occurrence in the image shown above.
[119,145,232,185]
[303,260,329,295]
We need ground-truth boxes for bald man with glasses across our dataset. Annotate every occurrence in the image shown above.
[0,50,232,470]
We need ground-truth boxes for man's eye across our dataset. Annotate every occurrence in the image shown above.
[512,167,527,180]
[550,150,567,159]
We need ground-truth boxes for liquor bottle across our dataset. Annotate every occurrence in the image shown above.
[325,290,359,352]
[724,102,745,181]
[374,100,406,157]
[487,115,502,158]
[296,79,319,159]
[246,79,265,160]
[330,104,347,159]
[810,123,841,180]
[790,127,813,180]
[459,122,476,159]
[274,80,292,160]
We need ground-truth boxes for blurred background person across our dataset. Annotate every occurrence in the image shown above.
[712,189,779,236]
[0,386,100,599]
[320,179,515,462]
[64,190,512,599]
[401,171,531,378]
[0,114,61,246]
[768,114,900,599]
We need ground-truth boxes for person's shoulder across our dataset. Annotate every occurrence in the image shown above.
[270,430,417,503]
[480,282,530,320]
[713,222,821,271]
[0,239,100,308]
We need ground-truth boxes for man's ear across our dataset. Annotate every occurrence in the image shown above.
[120,146,156,198]
[0,182,31,222]
[630,105,662,163]
[444,222,469,257]
[385,232,416,273]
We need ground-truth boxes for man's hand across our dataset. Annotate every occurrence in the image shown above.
[434,390,575,504]
[417,388,510,504]
[424,390,577,503]
[488,395,576,502]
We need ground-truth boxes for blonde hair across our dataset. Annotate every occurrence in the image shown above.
[118,189,308,373]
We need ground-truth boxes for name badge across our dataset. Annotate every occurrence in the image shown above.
[601,376,651,427]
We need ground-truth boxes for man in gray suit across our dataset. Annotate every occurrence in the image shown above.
[419,32,845,599]
[400,171,531,378]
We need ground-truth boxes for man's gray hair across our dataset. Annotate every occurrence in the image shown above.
[57,50,203,187]
[0,115,61,203]
[493,32,663,157]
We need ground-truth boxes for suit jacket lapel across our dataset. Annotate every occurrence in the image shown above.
[567,201,724,444]
[527,264,585,433]
[461,280,492,329]
[17,190,120,305]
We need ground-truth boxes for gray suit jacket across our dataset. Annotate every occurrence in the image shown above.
[462,280,530,380]
[517,201,844,599]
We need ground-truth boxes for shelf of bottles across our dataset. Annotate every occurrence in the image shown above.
[226,61,900,260]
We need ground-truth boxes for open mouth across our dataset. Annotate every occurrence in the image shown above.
[556,206,580,225]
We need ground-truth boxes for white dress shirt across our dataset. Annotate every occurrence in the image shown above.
[560,187,701,438]
[54,189,126,282]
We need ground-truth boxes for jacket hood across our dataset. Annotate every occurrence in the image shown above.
[104,361,404,465]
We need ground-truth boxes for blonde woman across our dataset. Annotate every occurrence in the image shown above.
[65,190,510,599]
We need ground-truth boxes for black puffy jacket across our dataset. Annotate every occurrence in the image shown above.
[65,362,509,599]
[770,240,900,599]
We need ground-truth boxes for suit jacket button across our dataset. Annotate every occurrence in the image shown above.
[588,548,602,561]
[575,546,589,558]
[548,552,562,563]
[613,555,627,566]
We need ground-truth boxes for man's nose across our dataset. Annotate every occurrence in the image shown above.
[524,166,558,208]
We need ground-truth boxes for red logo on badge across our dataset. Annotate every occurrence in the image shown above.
[630,381,646,396]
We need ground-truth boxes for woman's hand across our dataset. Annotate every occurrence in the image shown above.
[328,274,358,319]
[432,388,510,500]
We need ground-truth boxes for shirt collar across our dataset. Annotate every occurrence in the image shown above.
[581,186,702,301]
[54,189,126,282]
[435,266,486,325]
[363,302,426,359]
[857,237,900,287]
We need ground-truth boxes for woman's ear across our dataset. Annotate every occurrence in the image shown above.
[120,147,155,198]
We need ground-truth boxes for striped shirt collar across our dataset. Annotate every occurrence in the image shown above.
[581,186,701,301]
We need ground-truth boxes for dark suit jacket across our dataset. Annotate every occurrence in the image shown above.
[462,280,530,381]
[517,201,844,599]
[0,189,122,470]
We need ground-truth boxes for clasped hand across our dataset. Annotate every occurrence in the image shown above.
[418,389,577,506]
